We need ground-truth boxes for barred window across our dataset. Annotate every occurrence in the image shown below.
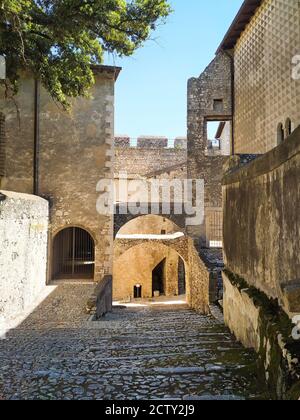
[0,113,6,177]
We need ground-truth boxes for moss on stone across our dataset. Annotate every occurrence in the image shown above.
[224,268,300,400]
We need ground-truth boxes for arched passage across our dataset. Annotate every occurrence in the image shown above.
[113,242,188,301]
[116,214,183,237]
[152,258,166,296]
[52,227,95,280]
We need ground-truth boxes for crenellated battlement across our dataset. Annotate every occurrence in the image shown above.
[114,135,187,150]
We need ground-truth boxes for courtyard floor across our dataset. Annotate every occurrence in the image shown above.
[0,283,269,400]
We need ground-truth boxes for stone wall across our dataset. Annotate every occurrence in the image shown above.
[222,127,300,399]
[188,239,210,314]
[113,241,182,301]
[0,75,36,193]
[0,66,120,281]
[114,138,187,179]
[187,52,232,245]
[113,236,210,313]
[40,69,117,280]
[223,271,300,400]
[233,0,300,154]
[223,126,300,315]
[0,191,48,323]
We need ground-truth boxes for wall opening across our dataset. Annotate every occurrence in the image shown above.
[277,123,284,145]
[52,227,95,280]
[285,118,292,138]
[0,113,6,177]
[206,208,223,248]
[213,99,224,112]
[206,120,232,156]
[134,285,142,299]
[178,257,186,295]
[152,258,166,297]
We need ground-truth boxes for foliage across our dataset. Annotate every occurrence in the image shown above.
[0,0,171,107]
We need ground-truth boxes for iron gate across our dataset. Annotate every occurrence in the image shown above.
[52,227,95,280]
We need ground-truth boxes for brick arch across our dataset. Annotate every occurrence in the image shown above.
[114,204,187,238]
[115,214,184,237]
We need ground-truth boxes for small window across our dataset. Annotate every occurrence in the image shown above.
[285,118,292,138]
[161,230,166,235]
[277,123,284,145]
[213,99,224,112]
[0,113,6,177]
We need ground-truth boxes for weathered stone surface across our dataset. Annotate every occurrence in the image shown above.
[137,136,168,149]
[113,236,210,313]
[0,285,267,400]
[223,127,300,314]
[187,51,232,245]
[0,190,48,323]
[282,284,300,313]
[223,273,260,351]
[223,271,300,400]
[0,67,119,281]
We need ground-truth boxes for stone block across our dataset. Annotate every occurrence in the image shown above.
[282,283,300,313]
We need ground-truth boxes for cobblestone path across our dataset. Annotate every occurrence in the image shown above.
[0,284,268,400]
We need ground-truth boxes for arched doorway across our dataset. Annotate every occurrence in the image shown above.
[178,257,186,295]
[52,227,95,280]
[152,258,166,296]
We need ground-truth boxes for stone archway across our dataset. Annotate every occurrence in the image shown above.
[116,214,184,237]
[113,214,210,313]
[52,227,95,280]
[113,241,189,301]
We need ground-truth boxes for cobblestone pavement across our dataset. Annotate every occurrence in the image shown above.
[0,283,268,400]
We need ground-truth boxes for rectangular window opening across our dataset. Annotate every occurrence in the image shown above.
[206,120,232,156]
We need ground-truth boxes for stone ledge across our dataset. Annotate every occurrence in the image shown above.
[223,269,300,400]
[223,125,300,185]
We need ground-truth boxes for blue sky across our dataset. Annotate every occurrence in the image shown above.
[106,0,243,140]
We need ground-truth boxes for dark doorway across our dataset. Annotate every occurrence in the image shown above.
[52,227,95,280]
[178,257,186,295]
[134,285,142,299]
[152,259,166,296]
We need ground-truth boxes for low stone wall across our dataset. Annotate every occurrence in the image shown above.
[0,190,49,323]
[222,127,300,399]
[223,126,300,314]
[223,271,300,400]
[188,239,210,314]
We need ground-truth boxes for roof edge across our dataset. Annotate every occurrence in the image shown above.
[91,64,122,81]
[216,0,263,54]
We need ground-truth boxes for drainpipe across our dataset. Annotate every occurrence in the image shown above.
[222,49,235,156]
[33,79,40,195]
